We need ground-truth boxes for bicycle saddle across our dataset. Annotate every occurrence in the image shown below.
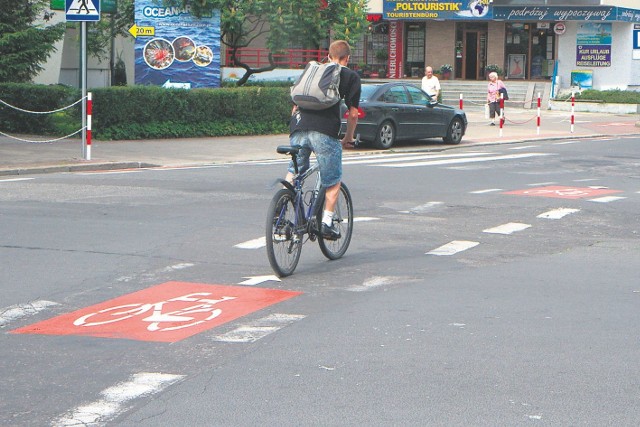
[277,145,300,156]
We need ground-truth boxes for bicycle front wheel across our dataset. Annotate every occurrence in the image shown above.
[317,182,353,260]
[266,188,302,277]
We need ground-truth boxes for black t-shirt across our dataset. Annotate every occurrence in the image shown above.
[289,66,361,138]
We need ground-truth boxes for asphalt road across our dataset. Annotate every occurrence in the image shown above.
[1,135,639,426]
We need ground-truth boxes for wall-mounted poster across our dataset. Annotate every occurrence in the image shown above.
[508,54,526,79]
[134,1,221,88]
[571,70,593,89]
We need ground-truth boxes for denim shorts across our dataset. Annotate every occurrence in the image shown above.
[288,130,342,188]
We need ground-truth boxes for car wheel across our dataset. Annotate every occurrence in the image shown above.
[443,117,464,145]
[374,121,395,149]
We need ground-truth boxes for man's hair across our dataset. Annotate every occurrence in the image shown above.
[329,40,351,61]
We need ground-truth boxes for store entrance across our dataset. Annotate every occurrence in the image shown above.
[456,23,487,80]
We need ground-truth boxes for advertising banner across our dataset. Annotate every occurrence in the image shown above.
[134,1,220,88]
[384,0,493,20]
[387,21,404,79]
[576,23,611,67]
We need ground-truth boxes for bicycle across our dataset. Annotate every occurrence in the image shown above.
[266,144,354,277]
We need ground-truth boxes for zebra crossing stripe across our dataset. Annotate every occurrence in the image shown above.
[234,236,266,249]
[342,151,491,165]
[376,152,552,168]
[588,196,627,203]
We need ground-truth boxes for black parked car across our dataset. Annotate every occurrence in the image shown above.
[340,82,467,149]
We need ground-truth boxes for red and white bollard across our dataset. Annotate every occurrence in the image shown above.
[459,93,463,110]
[499,92,505,137]
[536,92,541,135]
[570,92,575,133]
[86,92,92,160]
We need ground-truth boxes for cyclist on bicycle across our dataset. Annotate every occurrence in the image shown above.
[285,40,362,240]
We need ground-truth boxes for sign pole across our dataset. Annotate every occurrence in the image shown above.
[81,21,89,160]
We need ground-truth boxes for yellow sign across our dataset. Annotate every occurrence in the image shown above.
[128,24,155,38]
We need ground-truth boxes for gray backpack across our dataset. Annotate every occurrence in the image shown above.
[290,61,341,110]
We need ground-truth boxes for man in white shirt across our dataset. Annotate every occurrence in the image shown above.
[421,66,440,101]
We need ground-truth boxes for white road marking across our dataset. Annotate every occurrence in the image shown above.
[527,182,557,186]
[483,222,531,235]
[553,140,580,145]
[376,153,552,168]
[353,217,380,222]
[53,372,185,427]
[427,240,480,256]
[588,185,609,189]
[0,300,59,327]
[234,236,266,249]
[0,177,35,183]
[470,188,503,194]
[537,208,580,219]
[238,275,281,286]
[211,313,305,343]
[573,178,600,182]
[160,263,194,272]
[346,276,397,292]
[588,196,626,203]
[402,201,443,214]
[508,145,539,150]
[343,152,491,165]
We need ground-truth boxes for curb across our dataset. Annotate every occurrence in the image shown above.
[0,162,159,177]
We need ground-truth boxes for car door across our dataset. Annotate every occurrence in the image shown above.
[380,85,412,139]
[405,85,445,138]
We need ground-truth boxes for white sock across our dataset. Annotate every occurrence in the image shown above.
[322,210,334,226]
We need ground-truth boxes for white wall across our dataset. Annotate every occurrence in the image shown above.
[556,21,638,91]
[31,12,65,85]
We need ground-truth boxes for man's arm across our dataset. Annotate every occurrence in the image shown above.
[341,106,359,147]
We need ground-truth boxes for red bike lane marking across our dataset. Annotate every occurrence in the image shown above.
[11,282,302,343]
[503,186,622,199]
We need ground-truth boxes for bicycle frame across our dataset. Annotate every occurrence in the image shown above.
[275,160,324,240]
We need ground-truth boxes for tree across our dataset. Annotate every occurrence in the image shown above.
[166,0,369,85]
[0,0,66,83]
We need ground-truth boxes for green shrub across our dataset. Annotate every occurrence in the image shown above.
[568,89,640,104]
[0,83,81,134]
[91,85,291,140]
[1,83,296,140]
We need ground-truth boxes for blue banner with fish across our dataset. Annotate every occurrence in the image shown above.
[134,1,220,88]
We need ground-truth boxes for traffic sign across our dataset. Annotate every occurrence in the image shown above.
[66,0,100,21]
[634,30,640,49]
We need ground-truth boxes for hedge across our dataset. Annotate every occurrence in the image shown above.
[0,83,292,140]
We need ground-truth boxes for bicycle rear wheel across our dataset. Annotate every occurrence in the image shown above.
[317,182,353,260]
[266,188,302,277]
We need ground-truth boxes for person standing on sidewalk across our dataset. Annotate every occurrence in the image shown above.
[286,40,361,240]
[487,71,506,125]
[421,66,440,102]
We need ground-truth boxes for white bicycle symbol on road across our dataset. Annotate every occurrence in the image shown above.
[522,187,591,197]
[73,293,237,332]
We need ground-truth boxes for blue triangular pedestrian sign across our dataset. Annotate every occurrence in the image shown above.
[66,0,100,21]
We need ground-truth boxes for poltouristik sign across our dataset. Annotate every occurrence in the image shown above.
[384,0,493,20]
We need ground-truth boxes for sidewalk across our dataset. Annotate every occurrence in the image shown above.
[1,107,639,176]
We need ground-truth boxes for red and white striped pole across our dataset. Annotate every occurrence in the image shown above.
[86,92,92,160]
[536,92,541,135]
[571,92,575,133]
[499,92,505,137]
[459,93,463,110]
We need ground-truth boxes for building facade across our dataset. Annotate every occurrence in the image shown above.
[358,0,640,90]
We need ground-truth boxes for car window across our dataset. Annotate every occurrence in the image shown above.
[382,86,409,104]
[406,85,431,105]
[360,85,378,102]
